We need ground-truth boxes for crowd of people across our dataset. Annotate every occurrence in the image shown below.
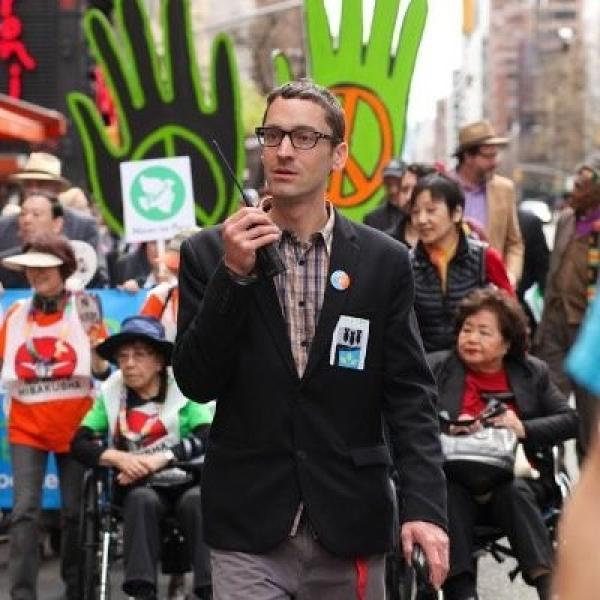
[0,78,597,600]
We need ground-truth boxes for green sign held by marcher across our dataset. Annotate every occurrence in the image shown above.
[120,156,196,243]
[130,165,185,221]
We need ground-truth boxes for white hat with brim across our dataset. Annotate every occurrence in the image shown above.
[2,251,64,271]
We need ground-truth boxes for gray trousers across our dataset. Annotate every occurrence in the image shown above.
[210,520,386,600]
[9,443,84,600]
[121,485,211,595]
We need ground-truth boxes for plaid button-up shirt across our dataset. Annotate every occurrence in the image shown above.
[274,205,335,377]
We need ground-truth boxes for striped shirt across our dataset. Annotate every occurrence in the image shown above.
[274,204,335,377]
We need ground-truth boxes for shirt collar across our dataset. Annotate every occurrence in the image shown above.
[280,201,335,255]
[451,169,486,193]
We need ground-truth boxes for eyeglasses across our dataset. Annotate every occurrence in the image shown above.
[116,348,156,363]
[255,126,339,150]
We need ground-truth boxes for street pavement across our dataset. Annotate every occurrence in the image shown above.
[0,548,537,599]
[0,440,578,599]
[0,542,180,599]
[0,536,551,599]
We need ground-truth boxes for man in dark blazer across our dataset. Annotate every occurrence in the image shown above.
[364,158,409,233]
[517,207,550,335]
[173,80,448,599]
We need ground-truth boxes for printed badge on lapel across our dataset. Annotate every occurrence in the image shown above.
[329,316,370,370]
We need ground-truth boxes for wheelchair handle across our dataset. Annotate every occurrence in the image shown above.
[411,544,435,593]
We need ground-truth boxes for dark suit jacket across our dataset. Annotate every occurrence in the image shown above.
[363,199,404,234]
[113,245,151,287]
[427,350,578,450]
[517,208,549,300]
[173,212,447,556]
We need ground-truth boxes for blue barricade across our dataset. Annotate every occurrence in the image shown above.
[0,288,148,509]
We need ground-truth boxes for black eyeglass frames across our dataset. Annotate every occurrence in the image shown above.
[255,126,340,150]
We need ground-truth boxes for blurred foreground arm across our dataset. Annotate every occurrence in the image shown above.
[554,430,600,597]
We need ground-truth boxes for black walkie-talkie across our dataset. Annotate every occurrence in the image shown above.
[211,139,286,278]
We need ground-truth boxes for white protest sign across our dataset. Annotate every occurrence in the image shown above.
[120,156,196,243]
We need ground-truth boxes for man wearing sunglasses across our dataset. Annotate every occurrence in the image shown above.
[535,155,600,460]
[173,79,448,599]
[453,121,524,287]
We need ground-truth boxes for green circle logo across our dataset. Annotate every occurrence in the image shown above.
[131,165,185,221]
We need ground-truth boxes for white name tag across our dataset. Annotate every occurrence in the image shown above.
[329,316,370,371]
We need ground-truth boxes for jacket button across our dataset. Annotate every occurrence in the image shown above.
[296,450,307,460]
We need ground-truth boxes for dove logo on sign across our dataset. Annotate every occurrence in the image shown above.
[131,165,185,221]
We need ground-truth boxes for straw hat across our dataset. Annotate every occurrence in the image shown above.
[454,121,509,155]
[9,152,70,191]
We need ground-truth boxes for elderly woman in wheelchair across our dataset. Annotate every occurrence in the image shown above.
[427,288,578,600]
[71,315,213,600]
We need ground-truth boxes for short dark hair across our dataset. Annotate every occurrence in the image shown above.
[407,163,438,179]
[23,232,76,281]
[19,191,63,220]
[456,146,481,166]
[409,173,465,214]
[264,79,345,144]
[455,288,529,358]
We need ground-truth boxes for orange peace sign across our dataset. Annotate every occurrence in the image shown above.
[328,84,394,208]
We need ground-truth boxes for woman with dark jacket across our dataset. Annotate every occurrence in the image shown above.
[409,173,514,352]
[429,288,578,600]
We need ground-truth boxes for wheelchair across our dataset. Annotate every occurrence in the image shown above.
[385,445,572,599]
[78,465,193,600]
[470,445,571,583]
[385,476,438,600]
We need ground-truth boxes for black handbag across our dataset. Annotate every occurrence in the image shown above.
[440,427,518,494]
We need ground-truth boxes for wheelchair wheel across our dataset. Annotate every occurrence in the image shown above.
[386,552,437,600]
[79,469,100,599]
[79,469,115,600]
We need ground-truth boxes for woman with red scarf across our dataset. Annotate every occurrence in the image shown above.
[428,288,578,600]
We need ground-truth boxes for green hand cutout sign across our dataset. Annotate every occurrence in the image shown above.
[68,0,244,233]
[274,0,428,222]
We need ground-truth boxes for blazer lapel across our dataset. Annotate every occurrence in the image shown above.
[505,359,531,414]
[252,276,297,379]
[553,211,575,268]
[303,213,360,381]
